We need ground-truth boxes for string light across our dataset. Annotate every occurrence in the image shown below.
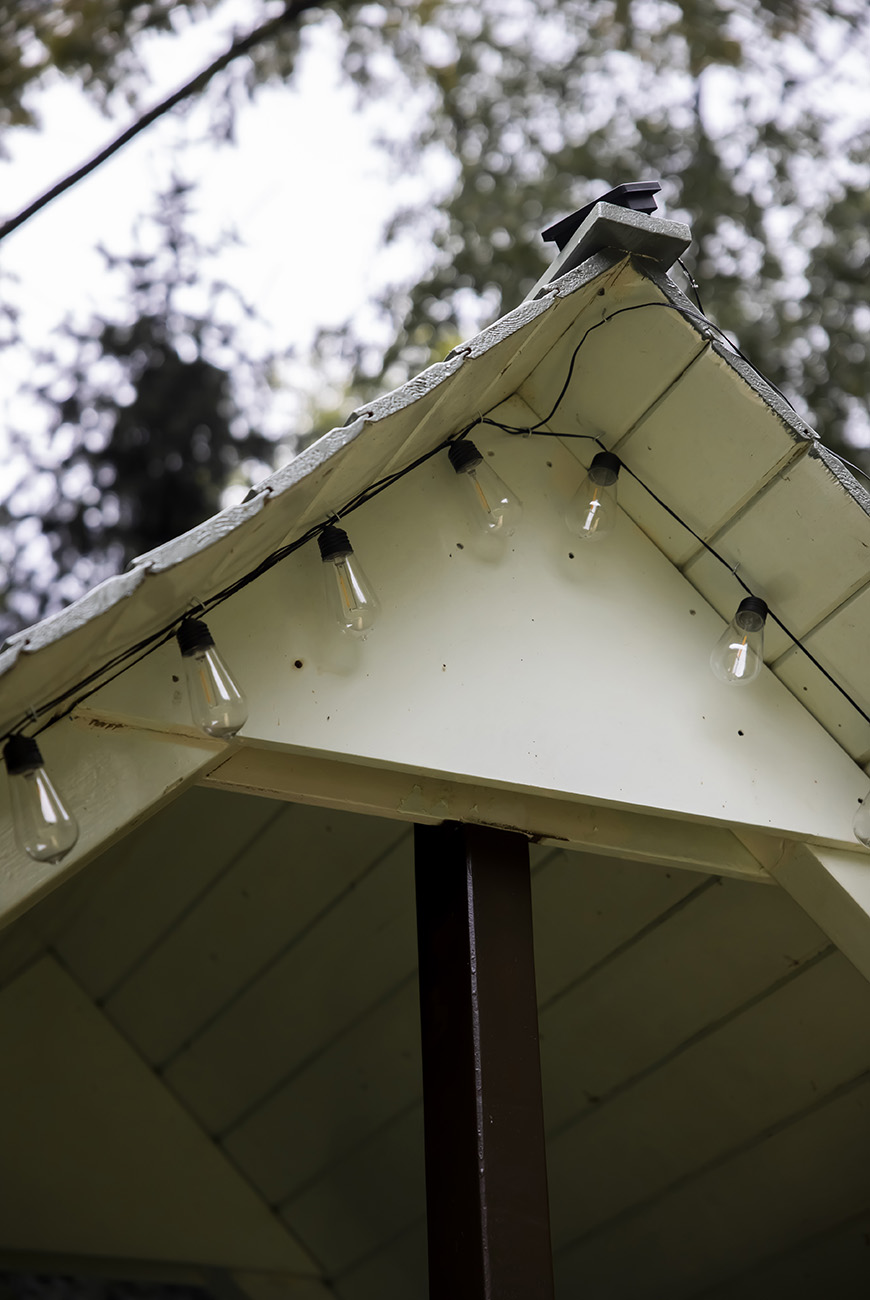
[447,440,523,534]
[4,302,870,854]
[3,735,79,863]
[565,451,621,541]
[176,618,248,738]
[318,524,380,635]
[709,597,768,685]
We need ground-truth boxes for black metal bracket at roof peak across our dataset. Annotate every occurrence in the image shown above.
[542,180,661,251]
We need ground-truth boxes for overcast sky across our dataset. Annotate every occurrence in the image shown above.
[0,2,445,460]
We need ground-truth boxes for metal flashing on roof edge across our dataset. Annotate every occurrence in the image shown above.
[527,200,692,301]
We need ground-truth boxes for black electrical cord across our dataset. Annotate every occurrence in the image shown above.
[5,303,869,742]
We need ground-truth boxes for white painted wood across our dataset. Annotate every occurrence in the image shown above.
[554,1072,870,1299]
[203,748,768,882]
[103,806,407,1064]
[0,714,225,929]
[696,1212,870,1299]
[50,787,280,999]
[0,957,318,1273]
[231,1272,335,1300]
[531,852,707,1006]
[279,1104,425,1277]
[546,951,870,1248]
[135,420,864,846]
[538,873,830,1134]
[224,977,421,1206]
[329,1222,427,1300]
[164,835,418,1133]
[519,265,705,444]
[770,841,870,984]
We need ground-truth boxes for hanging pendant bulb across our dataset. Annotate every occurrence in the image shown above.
[176,618,248,738]
[318,525,380,635]
[854,793,870,847]
[3,735,79,863]
[447,440,523,534]
[565,451,621,540]
[710,597,768,684]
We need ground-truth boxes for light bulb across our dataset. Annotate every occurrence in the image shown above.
[4,735,79,864]
[318,525,380,635]
[565,451,621,540]
[447,440,523,534]
[710,597,768,684]
[854,793,870,847]
[176,618,248,737]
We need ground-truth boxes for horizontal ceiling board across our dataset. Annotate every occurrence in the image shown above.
[697,1211,870,1300]
[103,807,406,1065]
[554,1072,870,1298]
[775,584,870,766]
[51,788,280,999]
[517,266,705,442]
[614,346,809,542]
[773,640,870,764]
[530,851,705,1007]
[279,1103,425,1277]
[685,451,870,645]
[547,951,870,1252]
[0,957,316,1272]
[331,1221,427,1300]
[163,835,418,1134]
[538,877,829,1137]
[225,977,421,1207]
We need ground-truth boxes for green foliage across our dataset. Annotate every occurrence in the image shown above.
[0,0,221,137]
[331,0,870,466]
[0,180,277,636]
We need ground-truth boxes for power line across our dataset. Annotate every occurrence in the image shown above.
[0,0,324,246]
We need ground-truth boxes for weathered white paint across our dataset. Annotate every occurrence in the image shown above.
[0,714,227,928]
[203,747,768,882]
[81,417,867,850]
[770,841,870,984]
[0,957,318,1272]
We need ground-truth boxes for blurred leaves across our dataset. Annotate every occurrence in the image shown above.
[0,179,279,636]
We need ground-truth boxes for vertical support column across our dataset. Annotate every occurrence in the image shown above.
[415,821,555,1300]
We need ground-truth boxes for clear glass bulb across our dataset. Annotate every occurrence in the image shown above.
[4,736,79,864]
[854,793,870,847]
[318,525,380,635]
[565,451,621,541]
[710,597,768,685]
[448,440,523,534]
[176,619,248,738]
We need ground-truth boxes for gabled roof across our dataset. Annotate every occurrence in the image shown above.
[2,204,869,776]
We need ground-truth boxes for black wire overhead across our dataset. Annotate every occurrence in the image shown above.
[4,299,870,743]
[0,0,323,246]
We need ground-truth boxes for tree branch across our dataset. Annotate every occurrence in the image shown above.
[0,0,325,245]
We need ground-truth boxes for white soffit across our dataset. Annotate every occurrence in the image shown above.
[1,208,869,778]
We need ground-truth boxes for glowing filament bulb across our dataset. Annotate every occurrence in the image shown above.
[566,452,621,540]
[448,440,523,534]
[4,734,79,864]
[710,597,768,684]
[318,525,380,635]
[176,619,248,737]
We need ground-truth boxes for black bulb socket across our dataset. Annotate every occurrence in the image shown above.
[176,618,215,657]
[736,596,768,624]
[588,451,621,485]
[4,734,43,775]
[448,440,484,474]
[318,525,353,562]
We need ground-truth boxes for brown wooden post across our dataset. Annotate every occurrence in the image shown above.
[414,821,555,1299]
